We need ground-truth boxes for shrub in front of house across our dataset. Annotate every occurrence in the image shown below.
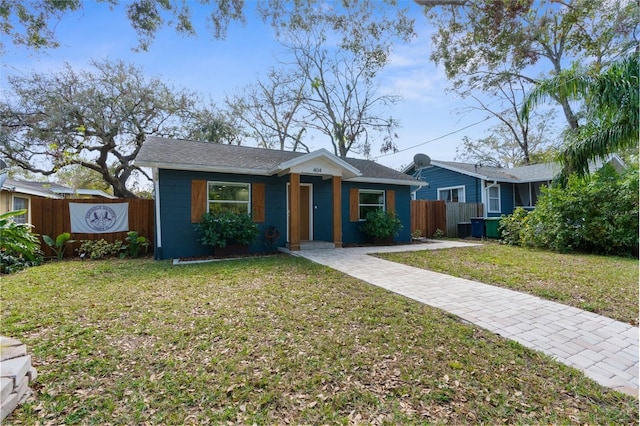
[359,209,403,242]
[499,207,530,246]
[195,211,259,249]
[77,239,124,260]
[0,210,44,274]
[508,164,638,256]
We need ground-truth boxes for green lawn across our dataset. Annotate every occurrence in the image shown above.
[376,242,639,326]
[1,257,637,424]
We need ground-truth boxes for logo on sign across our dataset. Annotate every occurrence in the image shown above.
[85,205,117,232]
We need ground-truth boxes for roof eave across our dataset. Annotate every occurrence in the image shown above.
[135,161,272,176]
[346,177,425,187]
[268,149,362,179]
[0,185,63,199]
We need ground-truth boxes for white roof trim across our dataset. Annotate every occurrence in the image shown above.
[409,161,527,183]
[269,148,362,179]
[0,184,64,199]
[135,161,272,176]
[429,161,500,181]
[52,188,117,199]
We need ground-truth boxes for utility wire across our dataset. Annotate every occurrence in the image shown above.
[372,116,492,159]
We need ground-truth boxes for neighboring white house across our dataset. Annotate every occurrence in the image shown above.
[0,178,116,224]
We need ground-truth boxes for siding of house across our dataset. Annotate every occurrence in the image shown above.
[484,183,516,217]
[156,169,413,259]
[413,166,482,204]
[341,182,412,245]
[158,169,291,259]
[0,192,36,223]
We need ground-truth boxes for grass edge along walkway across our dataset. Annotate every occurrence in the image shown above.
[291,242,639,398]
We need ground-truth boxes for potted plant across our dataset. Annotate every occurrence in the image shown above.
[359,209,403,245]
[195,211,259,256]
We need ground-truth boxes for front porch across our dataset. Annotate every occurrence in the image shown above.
[276,150,361,251]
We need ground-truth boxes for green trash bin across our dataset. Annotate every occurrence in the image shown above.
[485,218,501,239]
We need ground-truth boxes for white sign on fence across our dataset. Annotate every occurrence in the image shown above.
[69,203,129,233]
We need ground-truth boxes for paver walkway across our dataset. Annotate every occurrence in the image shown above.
[289,241,639,397]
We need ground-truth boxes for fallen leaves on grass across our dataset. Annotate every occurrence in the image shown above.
[1,257,637,425]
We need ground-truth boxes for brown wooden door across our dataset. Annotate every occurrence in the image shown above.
[288,183,312,241]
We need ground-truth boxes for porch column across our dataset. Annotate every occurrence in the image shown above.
[289,173,301,251]
[332,176,342,248]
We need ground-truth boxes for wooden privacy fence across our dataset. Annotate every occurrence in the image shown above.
[445,202,483,237]
[29,198,154,258]
[410,200,446,238]
[411,201,484,238]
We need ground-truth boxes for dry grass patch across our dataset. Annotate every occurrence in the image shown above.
[376,243,639,326]
[1,257,637,424]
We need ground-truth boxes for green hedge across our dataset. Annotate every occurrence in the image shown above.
[499,163,638,256]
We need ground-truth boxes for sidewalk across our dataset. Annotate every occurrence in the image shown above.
[288,241,639,397]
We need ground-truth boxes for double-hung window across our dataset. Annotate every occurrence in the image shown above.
[12,196,28,224]
[207,182,250,214]
[358,190,385,220]
[487,185,501,213]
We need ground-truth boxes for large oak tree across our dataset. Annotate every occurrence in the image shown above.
[1,0,415,54]
[0,59,210,198]
[419,0,638,164]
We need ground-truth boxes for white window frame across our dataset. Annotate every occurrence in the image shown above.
[437,185,466,203]
[207,181,251,214]
[514,182,532,208]
[486,185,501,213]
[514,181,549,208]
[12,196,29,224]
[358,189,385,221]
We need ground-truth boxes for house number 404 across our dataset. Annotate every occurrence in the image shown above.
[313,167,322,173]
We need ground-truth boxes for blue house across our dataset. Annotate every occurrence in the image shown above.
[136,137,423,260]
[404,156,625,217]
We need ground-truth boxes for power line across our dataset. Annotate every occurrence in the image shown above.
[373,116,492,159]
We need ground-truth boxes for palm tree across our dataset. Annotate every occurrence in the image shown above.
[521,53,638,179]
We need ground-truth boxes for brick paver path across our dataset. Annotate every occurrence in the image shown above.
[290,241,639,397]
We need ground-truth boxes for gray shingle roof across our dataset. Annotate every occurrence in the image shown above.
[429,160,559,183]
[2,178,117,199]
[4,178,71,193]
[137,137,421,185]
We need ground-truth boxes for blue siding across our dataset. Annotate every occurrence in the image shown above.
[156,169,412,259]
[413,166,482,204]
[157,169,290,259]
[341,182,412,245]
[301,176,334,242]
[485,183,516,217]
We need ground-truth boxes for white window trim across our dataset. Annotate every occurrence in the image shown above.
[12,196,29,224]
[514,181,550,208]
[359,189,385,221]
[437,185,466,203]
[486,184,501,213]
[514,182,533,208]
[207,181,251,213]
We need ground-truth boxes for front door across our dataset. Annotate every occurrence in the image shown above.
[287,183,313,241]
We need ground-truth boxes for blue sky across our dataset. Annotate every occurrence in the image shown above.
[1,1,495,171]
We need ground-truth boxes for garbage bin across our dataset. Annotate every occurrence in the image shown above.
[470,217,485,238]
[484,218,501,239]
[457,222,472,239]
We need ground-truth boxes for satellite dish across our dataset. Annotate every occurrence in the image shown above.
[413,153,431,168]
